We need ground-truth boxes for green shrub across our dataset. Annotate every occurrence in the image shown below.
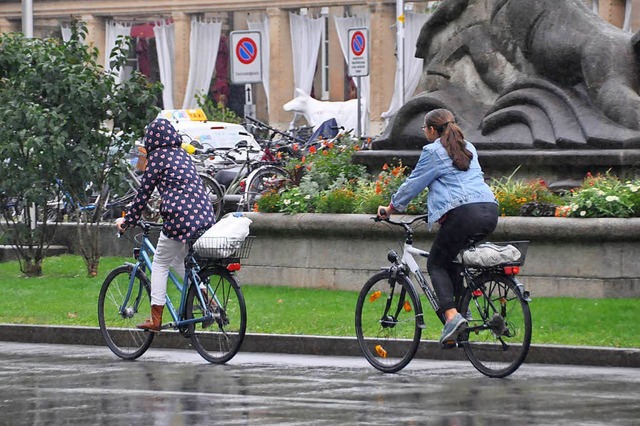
[316,188,358,213]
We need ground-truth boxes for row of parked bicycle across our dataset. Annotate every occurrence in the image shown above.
[0,116,352,225]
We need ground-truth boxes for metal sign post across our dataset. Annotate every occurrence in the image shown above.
[230,31,262,119]
[347,28,369,138]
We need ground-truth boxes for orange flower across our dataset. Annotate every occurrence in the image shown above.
[252,203,259,212]
[382,163,389,170]
[391,166,403,177]
[322,149,329,156]
[327,141,334,149]
[309,146,317,154]
[375,181,382,194]
[292,143,299,151]
[301,156,306,163]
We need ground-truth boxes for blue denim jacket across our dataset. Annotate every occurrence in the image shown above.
[390,139,497,226]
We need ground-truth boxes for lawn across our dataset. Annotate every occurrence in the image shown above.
[0,255,638,348]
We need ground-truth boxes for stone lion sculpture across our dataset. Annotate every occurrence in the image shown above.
[375,0,640,150]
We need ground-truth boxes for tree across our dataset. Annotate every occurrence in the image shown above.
[0,23,162,277]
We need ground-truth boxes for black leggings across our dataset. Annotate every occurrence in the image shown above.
[427,202,499,311]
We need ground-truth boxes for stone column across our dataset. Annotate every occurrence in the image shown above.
[631,0,640,31]
[599,0,626,27]
[172,12,191,109]
[366,1,396,136]
[81,15,105,65]
[266,7,293,130]
[328,6,347,101]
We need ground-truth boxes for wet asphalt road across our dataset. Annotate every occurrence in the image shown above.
[0,342,638,425]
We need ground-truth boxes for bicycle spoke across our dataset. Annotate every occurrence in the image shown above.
[460,273,531,377]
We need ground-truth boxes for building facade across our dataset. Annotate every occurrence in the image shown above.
[0,0,637,136]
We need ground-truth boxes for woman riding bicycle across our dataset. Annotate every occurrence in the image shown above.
[378,108,498,347]
[116,118,215,332]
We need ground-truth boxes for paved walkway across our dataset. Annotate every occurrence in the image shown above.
[0,324,638,368]
[1,342,639,425]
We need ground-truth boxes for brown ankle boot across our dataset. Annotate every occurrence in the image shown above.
[136,304,164,332]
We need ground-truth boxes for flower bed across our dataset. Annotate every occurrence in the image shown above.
[256,137,640,219]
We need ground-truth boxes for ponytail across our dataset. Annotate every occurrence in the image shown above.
[424,109,472,171]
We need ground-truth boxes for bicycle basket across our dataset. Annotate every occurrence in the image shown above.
[193,236,254,260]
[462,241,529,267]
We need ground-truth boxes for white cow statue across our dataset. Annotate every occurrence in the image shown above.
[283,88,366,131]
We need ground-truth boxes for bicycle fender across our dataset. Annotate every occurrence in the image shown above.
[512,276,532,302]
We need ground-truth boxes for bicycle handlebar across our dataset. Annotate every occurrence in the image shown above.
[372,213,428,227]
[245,116,307,145]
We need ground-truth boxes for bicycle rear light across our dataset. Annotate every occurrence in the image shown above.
[133,248,141,260]
[226,263,241,272]
[503,266,520,275]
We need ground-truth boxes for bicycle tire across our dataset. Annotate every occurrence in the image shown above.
[199,173,224,221]
[243,165,288,212]
[186,267,247,364]
[459,272,532,378]
[355,270,422,373]
[98,265,154,360]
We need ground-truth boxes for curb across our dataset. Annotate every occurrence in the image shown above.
[1,324,638,368]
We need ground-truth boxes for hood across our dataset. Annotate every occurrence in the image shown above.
[143,118,181,153]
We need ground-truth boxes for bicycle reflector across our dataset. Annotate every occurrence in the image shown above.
[503,265,520,275]
[226,262,241,272]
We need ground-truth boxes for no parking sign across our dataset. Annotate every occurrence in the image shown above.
[230,31,262,84]
[348,27,369,77]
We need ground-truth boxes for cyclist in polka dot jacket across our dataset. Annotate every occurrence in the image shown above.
[116,118,215,332]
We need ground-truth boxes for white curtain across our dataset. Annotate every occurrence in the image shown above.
[61,24,71,42]
[289,12,324,97]
[182,18,223,109]
[382,12,431,120]
[334,14,370,132]
[623,0,633,31]
[105,20,132,83]
[248,15,270,112]
[154,20,175,110]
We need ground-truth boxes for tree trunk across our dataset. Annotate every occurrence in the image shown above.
[21,258,43,277]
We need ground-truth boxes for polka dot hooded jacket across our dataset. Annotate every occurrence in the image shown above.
[123,118,215,242]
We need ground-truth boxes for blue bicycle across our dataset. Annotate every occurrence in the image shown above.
[98,220,251,363]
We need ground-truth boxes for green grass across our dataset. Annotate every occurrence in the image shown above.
[0,255,638,348]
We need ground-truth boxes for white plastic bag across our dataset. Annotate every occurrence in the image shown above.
[462,243,521,267]
[193,214,252,258]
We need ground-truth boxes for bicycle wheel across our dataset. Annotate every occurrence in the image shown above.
[243,165,288,212]
[186,267,247,364]
[199,173,224,221]
[98,265,154,360]
[355,270,422,373]
[459,272,532,378]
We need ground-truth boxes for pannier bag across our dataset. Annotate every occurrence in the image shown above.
[462,243,522,267]
[193,213,252,259]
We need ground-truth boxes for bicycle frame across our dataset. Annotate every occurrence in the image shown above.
[401,243,442,315]
[125,231,220,330]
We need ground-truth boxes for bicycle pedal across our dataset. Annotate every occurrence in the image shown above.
[440,340,457,349]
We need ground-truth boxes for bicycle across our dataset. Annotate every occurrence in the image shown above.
[98,220,252,363]
[355,214,532,378]
[194,140,289,220]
